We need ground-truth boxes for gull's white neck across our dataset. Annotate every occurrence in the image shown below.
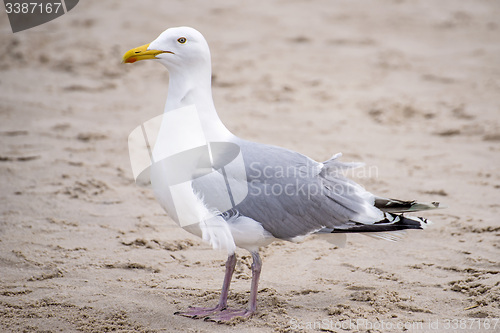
[164,66,234,142]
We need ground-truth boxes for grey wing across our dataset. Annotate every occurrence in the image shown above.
[229,140,383,240]
[190,140,439,241]
[190,139,383,240]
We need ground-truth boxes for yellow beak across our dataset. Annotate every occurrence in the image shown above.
[122,43,172,63]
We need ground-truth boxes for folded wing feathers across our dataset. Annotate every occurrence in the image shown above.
[330,212,430,234]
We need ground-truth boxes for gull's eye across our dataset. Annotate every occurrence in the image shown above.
[177,37,187,44]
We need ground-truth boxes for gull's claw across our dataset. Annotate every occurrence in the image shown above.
[204,308,254,323]
[175,306,254,323]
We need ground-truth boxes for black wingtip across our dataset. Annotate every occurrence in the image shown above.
[332,214,430,233]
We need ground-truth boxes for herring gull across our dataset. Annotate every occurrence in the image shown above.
[122,26,441,323]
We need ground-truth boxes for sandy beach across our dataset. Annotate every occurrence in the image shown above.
[1,0,499,332]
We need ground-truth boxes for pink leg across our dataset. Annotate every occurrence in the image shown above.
[175,252,263,323]
[175,253,236,318]
[205,252,262,323]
